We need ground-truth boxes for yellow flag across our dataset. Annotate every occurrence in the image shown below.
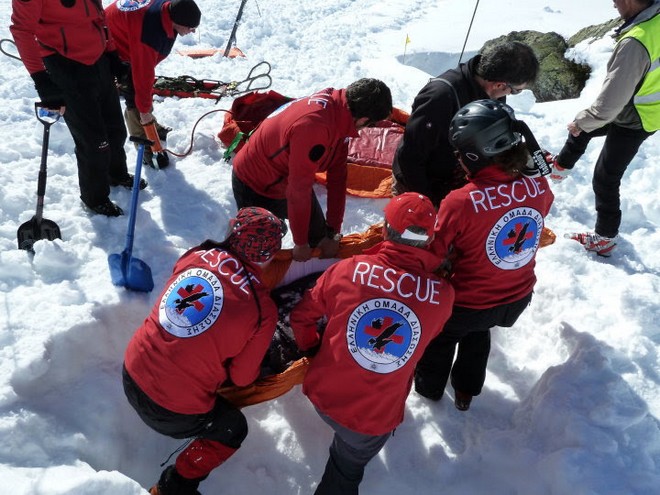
[405,34,411,45]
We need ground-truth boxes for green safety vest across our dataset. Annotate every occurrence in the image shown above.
[620,12,660,132]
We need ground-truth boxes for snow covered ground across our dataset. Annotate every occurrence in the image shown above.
[0,0,659,493]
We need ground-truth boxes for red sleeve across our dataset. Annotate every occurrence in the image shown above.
[125,16,161,113]
[431,194,462,260]
[10,0,47,75]
[228,296,278,387]
[286,121,333,245]
[324,138,348,233]
[290,271,330,350]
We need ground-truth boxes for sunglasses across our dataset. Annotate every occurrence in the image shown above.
[505,83,525,95]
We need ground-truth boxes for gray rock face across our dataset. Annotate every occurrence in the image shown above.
[482,18,620,102]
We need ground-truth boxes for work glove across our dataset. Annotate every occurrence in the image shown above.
[31,70,65,108]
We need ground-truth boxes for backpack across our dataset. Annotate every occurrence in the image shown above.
[218,90,294,160]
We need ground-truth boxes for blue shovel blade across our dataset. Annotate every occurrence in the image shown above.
[108,251,154,293]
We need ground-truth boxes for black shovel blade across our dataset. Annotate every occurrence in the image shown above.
[17,216,62,252]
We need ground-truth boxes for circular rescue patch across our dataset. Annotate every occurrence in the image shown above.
[117,0,150,12]
[347,298,421,374]
[158,268,224,338]
[485,207,543,270]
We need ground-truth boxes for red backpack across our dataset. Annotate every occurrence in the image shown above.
[218,90,294,160]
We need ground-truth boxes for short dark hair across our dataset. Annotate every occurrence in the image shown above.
[476,41,539,85]
[346,78,393,122]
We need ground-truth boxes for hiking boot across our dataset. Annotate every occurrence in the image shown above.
[151,465,203,495]
[110,174,148,190]
[142,149,170,169]
[155,151,170,169]
[565,232,617,257]
[414,373,444,401]
[86,200,124,217]
[143,150,155,169]
[454,390,472,411]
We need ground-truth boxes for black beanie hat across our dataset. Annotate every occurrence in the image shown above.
[169,0,201,28]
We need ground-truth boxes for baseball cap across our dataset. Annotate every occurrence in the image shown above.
[383,193,436,242]
[169,0,201,28]
[227,207,287,263]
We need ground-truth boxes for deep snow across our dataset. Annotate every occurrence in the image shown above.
[0,1,659,494]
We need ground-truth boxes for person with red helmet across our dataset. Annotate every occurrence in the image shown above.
[122,207,287,495]
[290,192,455,494]
[414,99,554,411]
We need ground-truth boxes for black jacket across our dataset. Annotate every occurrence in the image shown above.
[392,56,493,206]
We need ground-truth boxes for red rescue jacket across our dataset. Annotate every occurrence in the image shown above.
[124,244,278,415]
[232,88,356,245]
[290,241,455,435]
[432,166,554,308]
[105,0,178,113]
[10,0,109,74]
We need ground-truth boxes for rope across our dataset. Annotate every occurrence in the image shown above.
[163,108,232,158]
[0,38,21,61]
[458,0,480,64]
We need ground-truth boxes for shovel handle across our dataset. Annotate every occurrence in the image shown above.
[129,136,155,147]
[35,102,62,126]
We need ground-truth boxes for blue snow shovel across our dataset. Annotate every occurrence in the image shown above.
[108,137,154,292]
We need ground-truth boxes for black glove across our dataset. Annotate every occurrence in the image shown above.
[300,344,320,358]
[106,50,130,83]
[31,70,65,108]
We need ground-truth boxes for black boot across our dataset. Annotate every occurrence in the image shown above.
[152,465,206,495]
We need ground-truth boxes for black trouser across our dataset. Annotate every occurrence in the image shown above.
[232,170,327,246]
[415,292,533,397]
[122,366,247,448]
[43,53,128,208]
[557,124,653,238]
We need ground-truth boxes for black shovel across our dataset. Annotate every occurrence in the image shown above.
[17,103,62,252]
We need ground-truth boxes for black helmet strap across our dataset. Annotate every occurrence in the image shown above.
[513,120,551,178]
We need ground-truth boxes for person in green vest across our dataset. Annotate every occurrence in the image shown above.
[550,0,659,257]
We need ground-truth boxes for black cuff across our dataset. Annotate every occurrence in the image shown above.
[325,224,341,241]
[31,71,65,107]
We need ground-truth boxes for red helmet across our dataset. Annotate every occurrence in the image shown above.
[227,207,287,262]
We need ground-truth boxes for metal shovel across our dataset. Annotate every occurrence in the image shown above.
[17,103,63,252]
